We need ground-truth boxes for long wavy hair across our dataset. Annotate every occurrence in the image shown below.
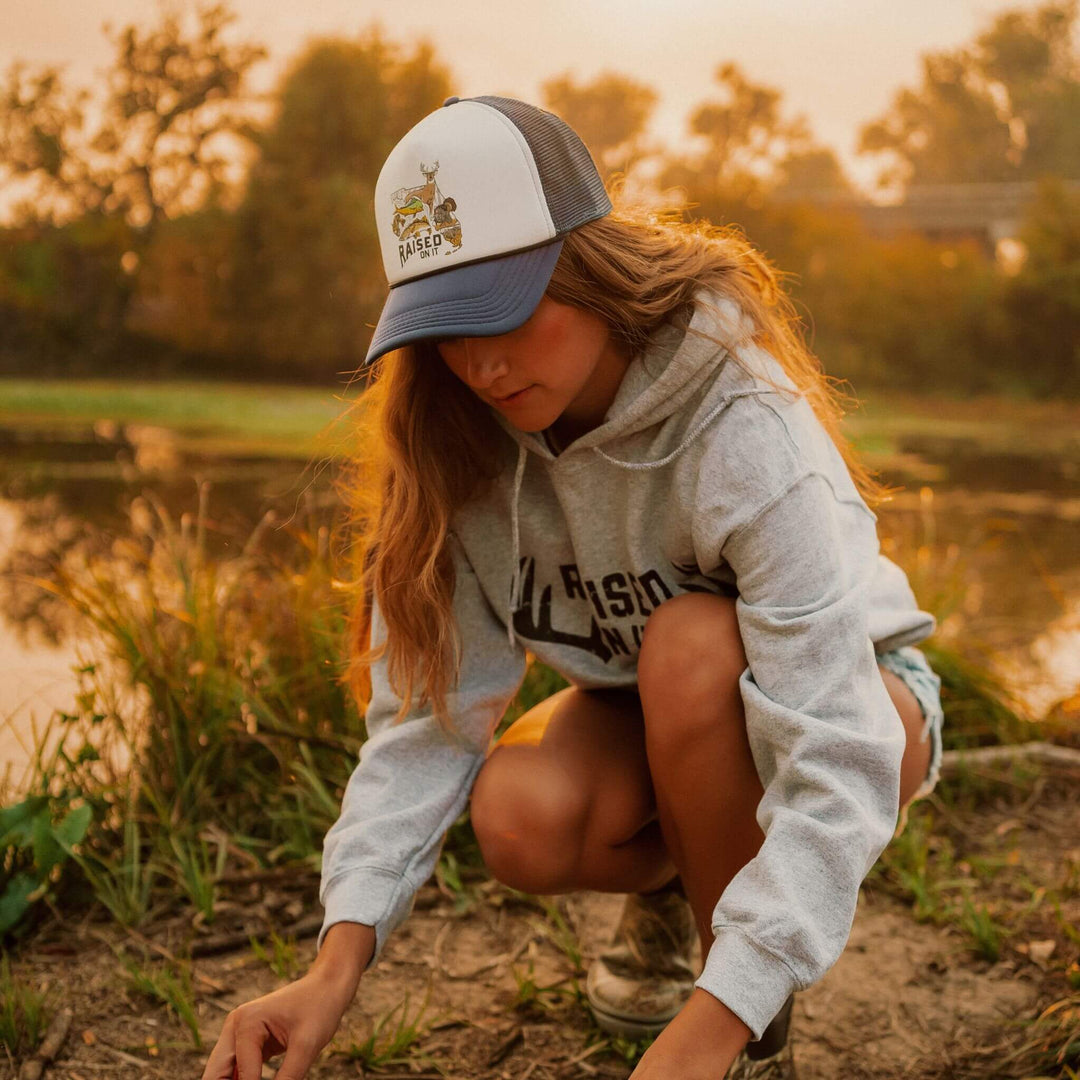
[339,188,892,735]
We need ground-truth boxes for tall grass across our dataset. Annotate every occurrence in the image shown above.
[2,484,366,943]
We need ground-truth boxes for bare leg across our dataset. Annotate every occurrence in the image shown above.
[470,686,676,896]
[636,592,931,963]
[472,598,932,968]
[636,594,764,959]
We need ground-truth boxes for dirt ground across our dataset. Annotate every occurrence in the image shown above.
[5,773,1079,1080]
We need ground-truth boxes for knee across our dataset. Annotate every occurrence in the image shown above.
[469,749,588,893]
[637,593,748,753]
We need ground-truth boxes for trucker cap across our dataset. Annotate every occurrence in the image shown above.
[360,94,612,369]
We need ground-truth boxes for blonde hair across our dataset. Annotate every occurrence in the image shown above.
[340,189,890,734]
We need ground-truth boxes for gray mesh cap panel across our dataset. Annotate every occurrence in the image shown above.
[469,95,612,234]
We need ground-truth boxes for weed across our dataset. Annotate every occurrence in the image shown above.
[599,1031,657,1065]
[529,896,585,972]
[249,930,300,981]
[1005,992,1080,1076]
[0,951,57,1058]
[165,830,228,924]
[958,896,1009,962]
[509,959,581,1017]
[4,487,363,943]
[0,786,94,939]
[435,849,480,915]
[343,987,440,1071]
[868,808,953,923]
[115,951,201,1048]
[63,798,163,928]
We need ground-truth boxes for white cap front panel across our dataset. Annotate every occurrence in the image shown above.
[375,100,556,286]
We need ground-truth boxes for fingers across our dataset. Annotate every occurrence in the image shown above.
[201,1010,270,1080]
[234,1013,270,1080]
[274,1035,320,1080]
[200,1013,238,1080]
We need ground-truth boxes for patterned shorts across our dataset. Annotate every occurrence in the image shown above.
[877,644,945,829]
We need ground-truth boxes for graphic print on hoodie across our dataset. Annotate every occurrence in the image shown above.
[316,289,938,1043]
[510,553,734,662]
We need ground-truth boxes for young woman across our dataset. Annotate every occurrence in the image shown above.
[202,95,944,1080]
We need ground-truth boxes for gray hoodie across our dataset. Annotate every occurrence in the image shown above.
[316,290,936,1040]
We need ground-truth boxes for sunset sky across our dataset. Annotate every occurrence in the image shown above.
[2,0,1023,197]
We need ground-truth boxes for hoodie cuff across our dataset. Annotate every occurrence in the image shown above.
[316,866,418,971]
[693,926,799,1042]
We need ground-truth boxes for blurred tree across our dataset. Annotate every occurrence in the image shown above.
[1001,176,1080,393]
[0,3,267,230]
[540,71,659,184]
[773,146,854,196]
[658,62,849,210]
[0,2,265,370]
[227,25,452,375]
[858,0,1080,188]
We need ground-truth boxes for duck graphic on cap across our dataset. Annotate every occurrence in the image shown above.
[390,161,463,269]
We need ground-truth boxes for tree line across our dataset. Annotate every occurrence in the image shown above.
[0,1,1077,394]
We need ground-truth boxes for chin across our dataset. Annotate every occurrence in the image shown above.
[498,404,559,433]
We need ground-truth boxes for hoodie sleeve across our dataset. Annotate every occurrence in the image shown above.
[689,391,907,1040]
[316,534,527,969]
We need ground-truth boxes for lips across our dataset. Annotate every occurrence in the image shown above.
[493,385,532,404]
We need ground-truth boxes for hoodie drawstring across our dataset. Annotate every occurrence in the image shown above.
[506,441,528,647]
[502,369,774,647]
[589,388,774,471]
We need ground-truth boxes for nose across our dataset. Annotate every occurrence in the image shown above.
[462,338,509,389]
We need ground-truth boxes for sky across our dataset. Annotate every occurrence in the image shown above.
[1,0,1024,202]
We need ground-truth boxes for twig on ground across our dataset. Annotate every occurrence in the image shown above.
[188,911,324,956]
[485,1024,524,1066]
[939,741,1080,777]
[430,925,538,980]
[17,1006,72,1080]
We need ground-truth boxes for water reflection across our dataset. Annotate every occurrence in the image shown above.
[1,420,1077,793]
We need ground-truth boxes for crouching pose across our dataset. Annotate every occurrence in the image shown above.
[203,94,944,1080]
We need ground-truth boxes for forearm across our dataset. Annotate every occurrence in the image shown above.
[306,921,377,1000]
[631,988,751,1079]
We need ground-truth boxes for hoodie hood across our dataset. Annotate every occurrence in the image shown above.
[491,290,760,463]
[487,290,774,646]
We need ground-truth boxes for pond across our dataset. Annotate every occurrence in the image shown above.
[1,402,1078,794]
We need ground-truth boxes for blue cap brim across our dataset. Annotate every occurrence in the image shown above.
[361,239,564,368]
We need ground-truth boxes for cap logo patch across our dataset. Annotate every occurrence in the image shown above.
[390,160,463,270]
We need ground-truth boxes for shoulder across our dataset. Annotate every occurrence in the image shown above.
[689,354,868,535]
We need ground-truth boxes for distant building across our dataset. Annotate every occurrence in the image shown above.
[774,180,1080,257]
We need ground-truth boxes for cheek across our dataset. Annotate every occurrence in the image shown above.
[438,350,467,383]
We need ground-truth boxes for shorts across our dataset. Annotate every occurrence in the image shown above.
[877,644,945,833]
[492,644,945,830]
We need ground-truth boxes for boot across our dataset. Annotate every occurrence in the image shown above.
[729,993,797,1078]
[585,875,697,1039]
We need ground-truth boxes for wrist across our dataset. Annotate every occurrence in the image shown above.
[307,921,376,999]
[685,987,753,1055]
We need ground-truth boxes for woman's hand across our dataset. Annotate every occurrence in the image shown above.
[199,967,358,1080]
[200,969,356,1080]
[201,921,376,1080]
[629,988,752,1080]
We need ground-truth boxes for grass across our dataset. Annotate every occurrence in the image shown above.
[339,988,441,1072]
[3,377,1080,467]
[115,949,202,1048]
[866,774,1080,1077]
[250,929,301,982]
[843,388,1080,464]
[0,377,361,458]
[0,950,57,1059]
[1,483,365,952]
